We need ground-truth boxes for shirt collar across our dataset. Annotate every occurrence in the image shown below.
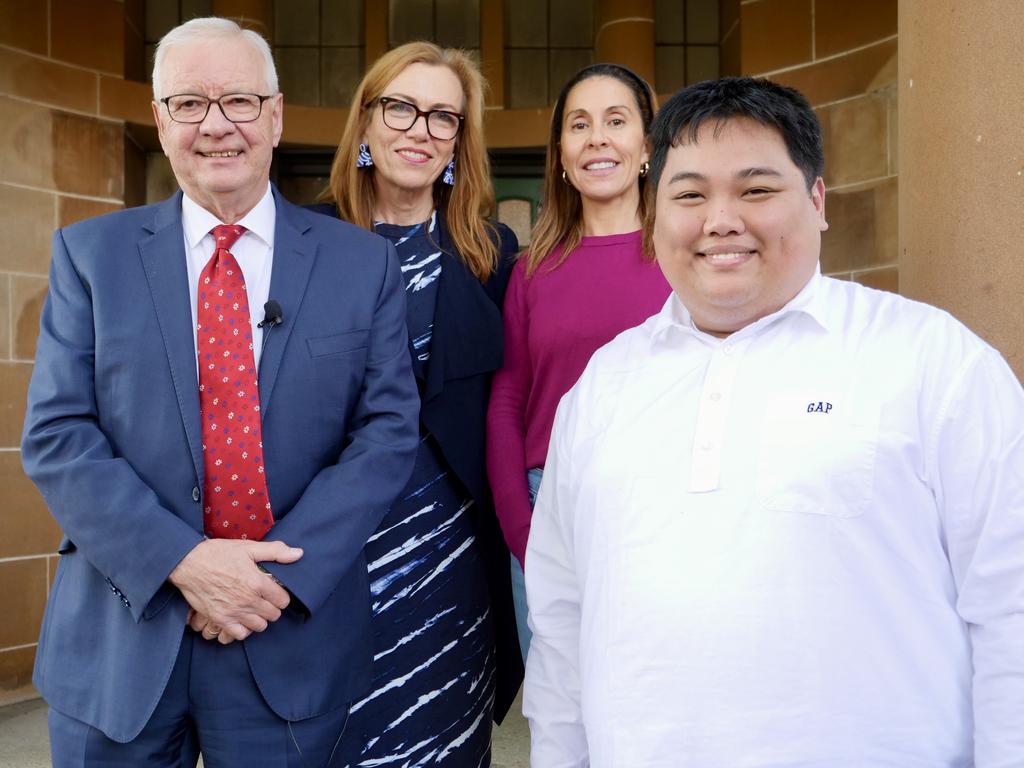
[650,263,832,345]
[181,183,276,249]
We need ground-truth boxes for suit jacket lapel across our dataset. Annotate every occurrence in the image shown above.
[259,189,315,416]
[139,192,205,483]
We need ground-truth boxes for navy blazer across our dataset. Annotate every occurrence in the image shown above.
[309,204,525,721]
[22,188,421,742]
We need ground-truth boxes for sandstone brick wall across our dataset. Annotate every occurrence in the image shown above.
[0,0,134,705]
[740,0,898,291]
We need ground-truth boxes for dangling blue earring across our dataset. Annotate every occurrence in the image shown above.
[356,143,374,168]
[443,158,455,186]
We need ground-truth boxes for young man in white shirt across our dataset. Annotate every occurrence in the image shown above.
[524,77,1024,768]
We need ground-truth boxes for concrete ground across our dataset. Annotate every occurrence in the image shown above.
[0,698,50,768]
[491,690,530,768]
[0,691,529,767]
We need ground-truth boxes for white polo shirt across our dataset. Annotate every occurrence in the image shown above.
[524,271,1024,767]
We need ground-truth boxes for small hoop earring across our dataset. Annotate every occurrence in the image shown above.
[561,169,569,184]
[639,161,650,178]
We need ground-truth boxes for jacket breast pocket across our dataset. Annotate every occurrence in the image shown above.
[755,391,879,518]
[306,329,370,358]
[305,330,371,418]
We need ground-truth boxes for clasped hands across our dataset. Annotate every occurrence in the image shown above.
[168,538,303,645]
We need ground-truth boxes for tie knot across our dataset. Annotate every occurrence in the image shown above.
[211,224,247,251]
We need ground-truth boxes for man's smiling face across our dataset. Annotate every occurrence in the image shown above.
[653,117,828,337]
[152,34,282,221]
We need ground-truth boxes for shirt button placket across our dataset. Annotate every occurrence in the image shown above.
[689,343,742,493]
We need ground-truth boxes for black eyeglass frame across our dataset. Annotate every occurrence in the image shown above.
[160,93,275,124]
[377,97,465,141]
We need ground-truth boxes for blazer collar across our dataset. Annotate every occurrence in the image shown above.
[420,217,503,402]
[139,191,205,482]
[146,189,185,234]
[257,186,315,415]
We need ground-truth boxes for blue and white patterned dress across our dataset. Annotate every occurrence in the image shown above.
[339,213,496,767]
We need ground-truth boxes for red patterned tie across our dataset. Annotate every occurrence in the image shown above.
[198,224,273,540]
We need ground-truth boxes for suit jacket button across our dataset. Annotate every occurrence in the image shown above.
[192,486,200,502]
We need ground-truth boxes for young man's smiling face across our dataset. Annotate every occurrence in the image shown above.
[652,117,828,337]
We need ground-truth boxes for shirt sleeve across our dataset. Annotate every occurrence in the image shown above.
[523,388,589,767]
[931,346,1024,767]
[486,262,535,564]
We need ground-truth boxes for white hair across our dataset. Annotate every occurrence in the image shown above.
[151,17,278,101]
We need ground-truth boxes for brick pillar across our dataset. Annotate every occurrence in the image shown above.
[594,0,655,84]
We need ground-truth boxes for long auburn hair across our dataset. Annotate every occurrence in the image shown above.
[323,42,498,281]
[524,63,656,276]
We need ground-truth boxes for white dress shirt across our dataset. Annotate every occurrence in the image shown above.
[182,185,276,371]
[524,270,1024,768]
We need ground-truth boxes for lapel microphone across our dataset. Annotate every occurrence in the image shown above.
[258,300,283,379]
[258,300,284,328]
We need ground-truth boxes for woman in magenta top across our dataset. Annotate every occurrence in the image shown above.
[486,63,671,659]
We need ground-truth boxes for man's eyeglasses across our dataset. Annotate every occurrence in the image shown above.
[378,97,464,141]
[161,93,273,124]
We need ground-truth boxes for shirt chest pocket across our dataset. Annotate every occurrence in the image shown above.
[755,391,879,518]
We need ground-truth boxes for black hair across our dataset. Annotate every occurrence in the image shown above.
[647,77,824,192]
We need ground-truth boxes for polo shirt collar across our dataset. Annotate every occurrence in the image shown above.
[650,263,831,345]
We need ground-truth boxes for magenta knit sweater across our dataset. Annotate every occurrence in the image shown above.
[486,230,672,564]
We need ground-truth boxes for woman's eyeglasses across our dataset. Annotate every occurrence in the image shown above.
[378,97,464,141]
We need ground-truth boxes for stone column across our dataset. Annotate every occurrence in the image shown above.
[480,0,505,107]
[899,1,1024,378]
[365,2,389,67]
[594,0,655,84]
[212,0,273,41]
